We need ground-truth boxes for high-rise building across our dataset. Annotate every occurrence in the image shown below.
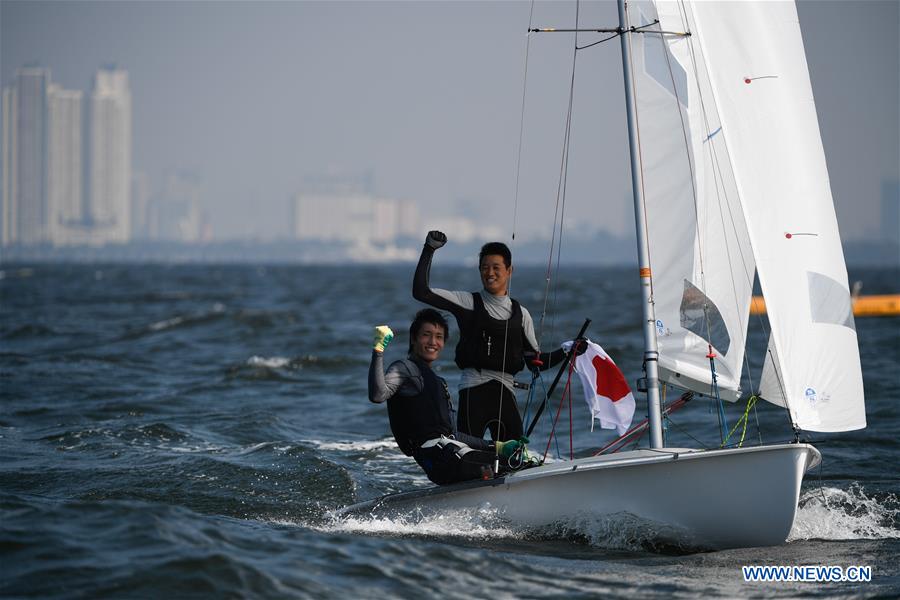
[14,68,50,245]
[88,66,131,244]
[2,64,134,249]
[46,84,84,246]
[292,193,375,243]
[1,84,17,246]
[292,192,421,246]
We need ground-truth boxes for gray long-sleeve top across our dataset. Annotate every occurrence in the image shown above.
[412,244,567,392]
[367,350,496,451]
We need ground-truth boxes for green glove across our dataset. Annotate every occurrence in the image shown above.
[373,325,394,353]
[495,439,522,459]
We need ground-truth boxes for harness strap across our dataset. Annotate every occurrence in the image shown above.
[419,436,477,457]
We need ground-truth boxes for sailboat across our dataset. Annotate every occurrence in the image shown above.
[336,0,866,550]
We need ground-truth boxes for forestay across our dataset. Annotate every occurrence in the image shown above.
[648,0,865,432]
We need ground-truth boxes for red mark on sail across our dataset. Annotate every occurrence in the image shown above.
[592,355,631,402]
[744,75,779,84]
[785,232,819,239]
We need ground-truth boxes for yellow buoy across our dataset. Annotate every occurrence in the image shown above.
[749,294,900,317]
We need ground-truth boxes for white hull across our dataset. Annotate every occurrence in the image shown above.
[338,443,821,550]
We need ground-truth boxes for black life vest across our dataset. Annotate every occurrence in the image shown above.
[386,358,453,456]
[454,292,526,375]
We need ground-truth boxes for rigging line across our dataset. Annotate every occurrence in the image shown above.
[711,155,756,392]
[493,0,538,443]
[538,0,580,348]
[511,0,537,243]
[763,346,797,432]
[752,392,763,445]
[661,383,668,446]
[696,123,761,401]
[550,0,585,344]
[538,104,569,346]
[549,50,578,347]
[541,357,577,463]
[720,394,758,448]
[568,370,574,460]
[576,31,621,51]
[690,68,759,400]
[664,416,710,450]
[676,0,791,422]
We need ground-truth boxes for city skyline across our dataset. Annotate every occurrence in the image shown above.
[1,1,898,250]
[1,64,132,247]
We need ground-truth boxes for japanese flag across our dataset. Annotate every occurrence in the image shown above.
[563,339,635,435]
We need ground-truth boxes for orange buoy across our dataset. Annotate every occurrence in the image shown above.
[750,295,900,317]
[853,294,900,317]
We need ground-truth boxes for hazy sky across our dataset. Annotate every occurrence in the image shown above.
[2,0,898,242]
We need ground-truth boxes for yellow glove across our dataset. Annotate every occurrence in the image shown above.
[373,325,394,353]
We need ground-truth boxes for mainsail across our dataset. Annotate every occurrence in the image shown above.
[627,0,866,432]
[626,0,754,401]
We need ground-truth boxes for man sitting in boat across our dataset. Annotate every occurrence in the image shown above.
[413,231,568,442]
[368,308,524,485]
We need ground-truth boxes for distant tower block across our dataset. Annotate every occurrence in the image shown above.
[88,66,132,244]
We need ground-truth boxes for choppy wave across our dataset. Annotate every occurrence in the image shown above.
[247,355,292,369]
[243,354,363,370]
[308,439,397,452]
[4,264,899,596]
[228,354,366,382]
[789,484,900,541]
[43,423,206,453]
[534,512,703,554]
[322,480,900,554]
[319,505,519,540]
[324,506,703,554]
[141,304,227,334]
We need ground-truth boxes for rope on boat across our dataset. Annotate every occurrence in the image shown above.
[594,391,693,455]
[720,394,759,448]
[542,357,578,463]
[488,1,539,449]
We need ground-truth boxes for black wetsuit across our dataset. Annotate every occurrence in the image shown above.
[412,244,566,441]
[368,351,499,485]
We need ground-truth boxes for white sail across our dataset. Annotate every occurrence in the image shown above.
[685,1,866,432]
[626,0,755,401]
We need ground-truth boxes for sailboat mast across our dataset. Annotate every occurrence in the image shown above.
[617,0,664,449]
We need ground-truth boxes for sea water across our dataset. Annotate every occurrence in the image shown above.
[2,263,898,598]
